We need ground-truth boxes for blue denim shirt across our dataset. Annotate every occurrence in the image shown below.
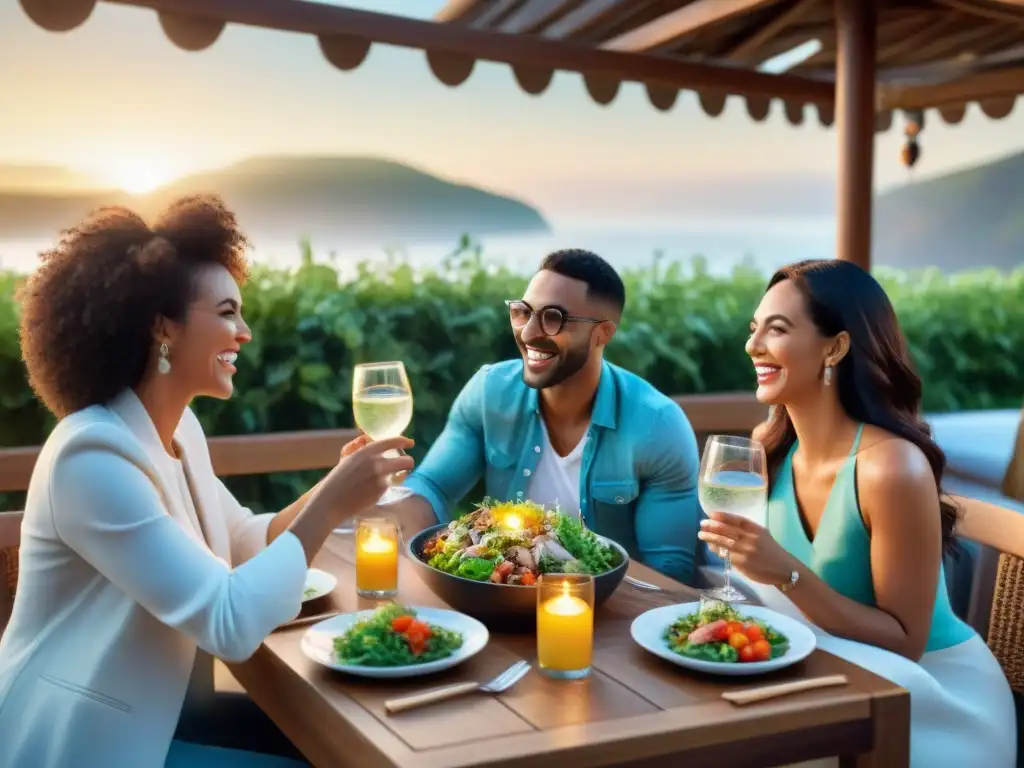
[403,360,702,584]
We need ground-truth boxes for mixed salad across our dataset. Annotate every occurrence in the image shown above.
[420,498,623,584]
[664,603,789,664]
[332,603,464,667]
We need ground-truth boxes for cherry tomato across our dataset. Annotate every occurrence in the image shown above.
[752,639,772,662]
[407,620,432,639]
[744,623,764,643]
[391,615,414,633]
[407,636,427,656]
[728,632,750,650]
[712,622,731,642]
[520,571,536,586]
[738,644,756,663]
[726,621,745,636]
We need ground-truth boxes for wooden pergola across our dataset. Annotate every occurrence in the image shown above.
[18,0,1024,270]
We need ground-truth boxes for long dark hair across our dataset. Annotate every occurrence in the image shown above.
[760,259,957,551]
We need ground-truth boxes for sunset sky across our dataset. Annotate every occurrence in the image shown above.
[3,0,1023,219]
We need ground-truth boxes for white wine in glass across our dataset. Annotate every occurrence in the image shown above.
[352,361,414,506]
[699,435,768,604]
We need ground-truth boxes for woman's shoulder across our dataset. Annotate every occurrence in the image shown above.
[857,426,933,479]
[43,405,145,464]
[855,426,939,523]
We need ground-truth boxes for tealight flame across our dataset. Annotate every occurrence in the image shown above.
[361,530,395,553]
[504,513,523,531]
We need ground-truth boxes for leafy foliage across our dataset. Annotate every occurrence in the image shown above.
[1,239,1021,512]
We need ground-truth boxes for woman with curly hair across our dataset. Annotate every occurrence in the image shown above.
[699,259,1015,766]
[0,196,414,767]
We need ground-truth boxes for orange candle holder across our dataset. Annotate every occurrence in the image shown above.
[536,573,595,680]
[355,517,399,599]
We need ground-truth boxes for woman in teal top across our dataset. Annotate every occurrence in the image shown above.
[699,259,1015,767]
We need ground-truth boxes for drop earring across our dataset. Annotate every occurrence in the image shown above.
[823,364,834,386]
[157,343,171,375]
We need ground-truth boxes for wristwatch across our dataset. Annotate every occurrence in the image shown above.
[777,569,800,593]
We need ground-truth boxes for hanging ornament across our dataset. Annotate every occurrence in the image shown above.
[901,138,920,168]
[901,110,924,170]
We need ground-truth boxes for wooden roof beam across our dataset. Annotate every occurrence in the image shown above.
[602,0,786,53]
[541,0,633,39]
[96,0,834,104]
[465,0,526,27]
[724,0,820,61]
[435,0,488,23]
[879,65,1024,109]
[937,0,1024,24]
[498,0,581,34]
[898,22,1003,66]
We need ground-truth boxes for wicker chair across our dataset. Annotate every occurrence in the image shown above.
[991,413,1024,763]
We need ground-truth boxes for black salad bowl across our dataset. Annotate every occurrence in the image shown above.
[406,522,630,632]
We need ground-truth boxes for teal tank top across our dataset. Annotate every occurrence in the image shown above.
[767,424,974,653]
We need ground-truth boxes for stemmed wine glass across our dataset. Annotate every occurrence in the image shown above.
[351,361,414,506]
[699,435,768,604]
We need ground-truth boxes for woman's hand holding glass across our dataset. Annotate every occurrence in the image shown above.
[699,512,797,587]
[317,435,415,524]
[352,361,415,505]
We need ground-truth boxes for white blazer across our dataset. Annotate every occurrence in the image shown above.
[0,390,308,768]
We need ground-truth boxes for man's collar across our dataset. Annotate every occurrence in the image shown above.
[527,360,617,430]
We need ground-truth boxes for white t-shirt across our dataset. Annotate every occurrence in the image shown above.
[525,421,588,517]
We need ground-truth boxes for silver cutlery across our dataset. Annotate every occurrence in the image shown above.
[624,575,664,592]
[384,660,531,714]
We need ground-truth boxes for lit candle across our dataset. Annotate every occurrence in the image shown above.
[355,518,399,598]
[503,513,523,532]
[536,575,594,679]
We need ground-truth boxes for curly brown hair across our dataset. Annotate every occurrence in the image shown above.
[18,195,250,418]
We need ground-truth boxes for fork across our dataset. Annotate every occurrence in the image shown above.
[383,660,531,714]
[624,575,663,592]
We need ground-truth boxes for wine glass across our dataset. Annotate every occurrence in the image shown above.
[351,361,414,506]
[699,435,768,605]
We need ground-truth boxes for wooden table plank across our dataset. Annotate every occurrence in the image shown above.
[230,536,909,768]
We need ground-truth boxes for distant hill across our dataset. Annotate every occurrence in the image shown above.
[873,150,1024,272]
[0,156,550,243]
[0,164,103,193]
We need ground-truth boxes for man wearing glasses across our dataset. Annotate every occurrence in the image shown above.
[396,249,702,584]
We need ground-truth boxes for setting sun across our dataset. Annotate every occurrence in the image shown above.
[103,159,177,195]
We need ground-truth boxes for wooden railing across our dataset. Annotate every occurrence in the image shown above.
[0,392,765,493]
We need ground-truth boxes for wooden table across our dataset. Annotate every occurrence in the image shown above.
[228,537,909,768]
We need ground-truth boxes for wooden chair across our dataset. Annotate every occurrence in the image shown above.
[0,511,21,634]
[1002,406,1024,502]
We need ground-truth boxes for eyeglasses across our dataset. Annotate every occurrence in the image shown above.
[505,300,606,337]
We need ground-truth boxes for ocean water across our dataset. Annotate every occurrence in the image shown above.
[0,215,836,278]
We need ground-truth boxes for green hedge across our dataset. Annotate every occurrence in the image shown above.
[1,238,1022,512]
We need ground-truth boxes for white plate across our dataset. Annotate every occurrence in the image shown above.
[301,607,489,678]
[302,568,337,602]
[630,602,816,676]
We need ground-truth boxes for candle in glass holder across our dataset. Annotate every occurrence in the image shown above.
[536,574,595,679]
[355,518,399,598]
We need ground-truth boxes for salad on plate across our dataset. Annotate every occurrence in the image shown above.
[664,602,789,664]
[420,498,623,584]
[332,603,464,667]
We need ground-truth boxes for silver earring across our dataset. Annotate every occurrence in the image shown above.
[823,365,834,386]
[157,343,171,375]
